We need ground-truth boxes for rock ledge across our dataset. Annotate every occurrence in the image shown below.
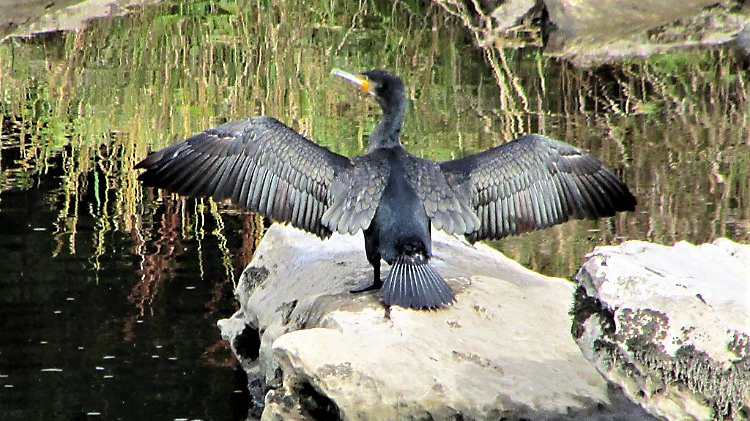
[573,239,750,420]
[219,224,653,421]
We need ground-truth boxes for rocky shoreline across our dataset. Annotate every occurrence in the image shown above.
[433,0,750,66]
[219,225,748,420]
[573,239,750,420]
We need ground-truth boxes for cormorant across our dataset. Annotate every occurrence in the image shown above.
[135,69,636,310]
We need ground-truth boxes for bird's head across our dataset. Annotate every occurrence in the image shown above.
[332,68,405,114]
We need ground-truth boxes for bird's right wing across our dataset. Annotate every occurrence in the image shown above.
[402,155,481,235]
[322,154,390,235]
[440,134,636,243]
[136,116,356,238]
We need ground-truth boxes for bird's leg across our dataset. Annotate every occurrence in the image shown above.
[351,260,382,293]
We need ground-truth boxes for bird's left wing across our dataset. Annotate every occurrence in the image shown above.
[136,117,353,238]
[439,134,637,243]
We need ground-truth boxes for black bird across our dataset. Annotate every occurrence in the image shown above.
[135,69,636,309]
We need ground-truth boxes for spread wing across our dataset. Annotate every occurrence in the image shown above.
[136,116,361,238]
[439,134,637,243]
[403,155,480,235]
[322,154,390,235]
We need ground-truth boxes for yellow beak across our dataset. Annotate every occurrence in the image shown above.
[331,69,370,94]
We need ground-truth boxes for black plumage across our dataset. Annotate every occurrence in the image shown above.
[136,69,636,310]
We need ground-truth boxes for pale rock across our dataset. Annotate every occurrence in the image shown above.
[220,224,654,421]
[573,239,750,421]
[542,0,748,66]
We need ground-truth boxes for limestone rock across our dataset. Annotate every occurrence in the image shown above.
[573,239,750,420]
[544,0,720,38]
[1,0,161,42]
[434,0,749,67]
[220,224,654,421]
[543,0,748,66]
[431,0,541,47]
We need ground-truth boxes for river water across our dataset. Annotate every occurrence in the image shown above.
[1,1,748,420]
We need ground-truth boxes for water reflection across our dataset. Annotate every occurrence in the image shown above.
[0,0,748,420]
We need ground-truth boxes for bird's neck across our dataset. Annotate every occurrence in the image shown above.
[368,97,406,152]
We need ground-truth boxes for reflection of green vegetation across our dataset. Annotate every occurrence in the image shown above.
[544,49,749,252]
[0,0,501,276]
[0,1,747,281]
[477,48,749,276]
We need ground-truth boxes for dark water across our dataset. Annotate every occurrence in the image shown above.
[0,147,254,419]
[1,1,748,420]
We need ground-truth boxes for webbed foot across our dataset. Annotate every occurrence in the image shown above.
[350,278,383,294]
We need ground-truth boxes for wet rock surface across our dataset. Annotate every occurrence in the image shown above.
[219,224,654,421]
[573,239,750,420]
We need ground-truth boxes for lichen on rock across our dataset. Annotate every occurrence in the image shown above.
[220,224,655,421]
[573,239,750,420]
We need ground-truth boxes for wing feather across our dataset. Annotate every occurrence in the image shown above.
[402,155,481,235]
[322,153,390,235]
[136,117,353,238]
[440,134,636,243]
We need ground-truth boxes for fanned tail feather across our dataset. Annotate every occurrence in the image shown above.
[382,255,454,309]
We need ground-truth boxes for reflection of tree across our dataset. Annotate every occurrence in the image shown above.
[203,339,237,368]
[240,214,265,271]
[200,212,264,367]
[129,196,186,318]
[124,195,266,363]
[203,213,264,319]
